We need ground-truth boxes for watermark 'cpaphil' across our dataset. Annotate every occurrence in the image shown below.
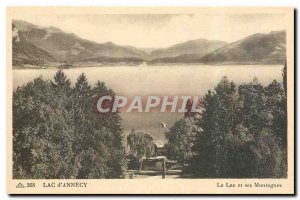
[97,95,202,113]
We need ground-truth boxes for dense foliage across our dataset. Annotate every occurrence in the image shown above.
[126,130,156,169]
[13,70,126,179]
[164,119,196,164]
[166,69,287,178]
[127,130,156,159]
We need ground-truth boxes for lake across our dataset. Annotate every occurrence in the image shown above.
[13,65,284,142]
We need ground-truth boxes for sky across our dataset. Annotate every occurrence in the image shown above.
[16,13,286,48]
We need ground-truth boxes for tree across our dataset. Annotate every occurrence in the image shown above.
[264,80,287,147]
[188,76,287,178]
[13,77,75,178]
[90,81,126,178]
[127,130,156,169]
[238,78,267,134]
[283,61,287,97]
[192,77,242,177]
[13,71,126,179]
[165,118,195,164]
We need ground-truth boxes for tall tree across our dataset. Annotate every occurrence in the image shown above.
[189,76,287,178]
[127,130,156,168]
[165,118,195,164]
[13,71,126,179]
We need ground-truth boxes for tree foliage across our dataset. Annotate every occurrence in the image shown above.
[13,70,126,179]
[164,118,196,164]
[127,129,156,159]
[166,70,287,178]
[126,130,156,169]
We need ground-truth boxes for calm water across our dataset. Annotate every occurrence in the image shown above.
[13,65,283,95]
[13,65,284,141]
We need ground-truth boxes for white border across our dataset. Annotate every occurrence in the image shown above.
[1,0,299,199]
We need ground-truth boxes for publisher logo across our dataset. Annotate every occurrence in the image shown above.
[16,183,25,188]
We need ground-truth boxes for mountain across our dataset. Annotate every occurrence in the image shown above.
[200,31,286,64]
[12,20,148,63]
[12,20,286,66]
[12,23,57,66]
[13,40,57,66]
[150,39,228,60]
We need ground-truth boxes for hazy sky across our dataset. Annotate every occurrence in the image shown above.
[16,14,286,48]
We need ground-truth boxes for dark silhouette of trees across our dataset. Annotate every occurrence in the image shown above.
[166,66,287,178]
[127,129,156,159]
[164,119,195,164]
[126,129,156,169]
[13,70,125,179]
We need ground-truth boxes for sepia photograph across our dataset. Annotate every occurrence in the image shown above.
[6,7,294,194]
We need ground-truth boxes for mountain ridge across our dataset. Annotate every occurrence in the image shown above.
[12,20,286,67]
[150,39,228,59]
[199,30,286,64]
[12,20,148,64]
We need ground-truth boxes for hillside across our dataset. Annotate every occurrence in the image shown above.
[200,31,286,64]
[12,20,148,63]
[12,20,286,66]
[12,23,57,66]
[150,39,228,60]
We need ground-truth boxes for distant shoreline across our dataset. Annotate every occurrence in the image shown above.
[12,62,285,70]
